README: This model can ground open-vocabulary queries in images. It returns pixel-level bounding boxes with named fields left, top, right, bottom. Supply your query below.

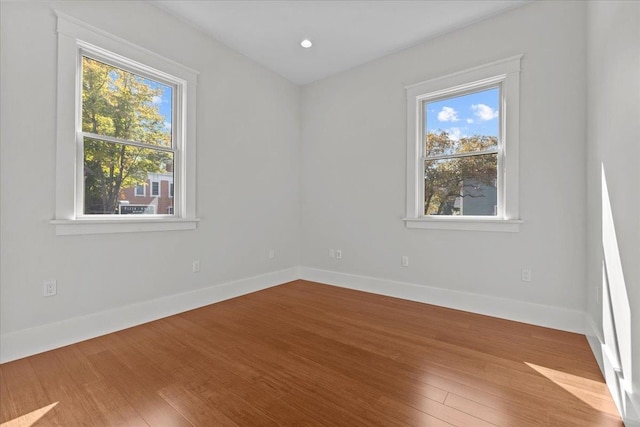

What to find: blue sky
left=146, top=79, right=173, bottom=134
left=425, top=87, right=499, bottom=140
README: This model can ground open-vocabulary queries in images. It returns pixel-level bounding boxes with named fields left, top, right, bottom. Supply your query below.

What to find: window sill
left=50, top=217, right=200, bottom=236
left=403, top=217, right=523, bottom=232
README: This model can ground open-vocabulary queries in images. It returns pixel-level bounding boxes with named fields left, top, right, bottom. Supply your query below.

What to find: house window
left=52, top=13, right=199, bottom=235
left=134, top=184, right=145, bottom=196
left=404, top=55, right=523, bottom=232
left=169, top=183, right=174, bottom=198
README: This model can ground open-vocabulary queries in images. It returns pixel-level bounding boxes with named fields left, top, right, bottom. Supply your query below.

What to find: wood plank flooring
left=0, top=280, right=623, bottom=426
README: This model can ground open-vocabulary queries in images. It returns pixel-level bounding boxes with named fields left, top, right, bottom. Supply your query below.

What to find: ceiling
left=151, top=1, right=530, bottom=85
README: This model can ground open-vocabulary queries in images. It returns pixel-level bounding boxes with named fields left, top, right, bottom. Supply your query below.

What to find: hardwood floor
left=1, top=280, right=623, bottom=426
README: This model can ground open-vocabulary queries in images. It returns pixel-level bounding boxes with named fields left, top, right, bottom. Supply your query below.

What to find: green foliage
left=82, top=57, right=171, bottom=214
left=424, top=131, right=497, bottom=215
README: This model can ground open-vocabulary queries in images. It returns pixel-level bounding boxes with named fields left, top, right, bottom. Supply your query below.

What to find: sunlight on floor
left=0, top=402, right=58, bottom=427
left=525, top=362, right=618, bottom=416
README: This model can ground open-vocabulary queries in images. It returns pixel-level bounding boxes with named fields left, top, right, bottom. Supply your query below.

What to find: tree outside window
left=82, top=56, right=174, bottom=215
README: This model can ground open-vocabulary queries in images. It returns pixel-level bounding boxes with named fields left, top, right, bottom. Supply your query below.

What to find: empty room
left=0, top=0, right=638, bottom=425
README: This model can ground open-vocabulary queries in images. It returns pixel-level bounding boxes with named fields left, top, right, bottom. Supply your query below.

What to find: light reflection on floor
left=525, top=362, right=618, bottom=416
left=0, top=402, right=58, bottom=427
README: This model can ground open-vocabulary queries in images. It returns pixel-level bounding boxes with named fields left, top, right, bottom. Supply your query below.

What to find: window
left=134, top=184, right=145, bottom=196
left=82, top=55, right=172, bottom=215
left=423, top=87, right=499, bottom=217
left=52, top=12, right=199, bottom=235
left=405, top=55, right=523, bottom=232
left=169, top=183, right=174, bottom=198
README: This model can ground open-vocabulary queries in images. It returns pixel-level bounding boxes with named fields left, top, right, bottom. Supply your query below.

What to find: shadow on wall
left=600, top=164, right=637, bottom=422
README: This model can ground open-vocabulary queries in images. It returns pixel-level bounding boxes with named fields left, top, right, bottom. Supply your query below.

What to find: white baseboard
left=585, top=315, right=640, bottom=427
left=0, top=267, right=299, bottom=363
left=299, top=267, right=586, bottom=334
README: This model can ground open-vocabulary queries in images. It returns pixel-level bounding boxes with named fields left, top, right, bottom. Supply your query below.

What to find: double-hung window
left=405, top=55, right=523, bottom=232
left=81, top=54, right=174, bottom=214
left=52, top=13, right=198, bottom=235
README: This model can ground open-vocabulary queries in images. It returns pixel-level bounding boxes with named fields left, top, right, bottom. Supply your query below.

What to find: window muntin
left=80, top=53, right=176, bottom=216
left=422, top=87, right=500, bottom=216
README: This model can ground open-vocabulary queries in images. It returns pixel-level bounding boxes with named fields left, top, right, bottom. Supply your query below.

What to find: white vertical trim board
left=299, top=267, right=586, bottom=334
left=586, top=316, right=640, bottom=426
left=0, top=268, right=299, bottom=363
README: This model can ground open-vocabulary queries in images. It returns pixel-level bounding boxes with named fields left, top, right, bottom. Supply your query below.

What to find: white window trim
left=404, top=55, right=523, bottom=232
left=52, top=12, right=199, bottom=235
left=134, top=184, right=145, bottom=197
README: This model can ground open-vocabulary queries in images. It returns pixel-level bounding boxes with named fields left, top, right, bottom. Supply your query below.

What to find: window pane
left=82, top=56, right=173, bottom=147
left=83, top=138, right=174, bottom=215
left=424, top=154, right=497, bottom=216
left=424, top=87, right=499, bottom=157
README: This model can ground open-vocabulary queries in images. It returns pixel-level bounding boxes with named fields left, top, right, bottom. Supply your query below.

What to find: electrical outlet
left=329, top=248, right=335, bottom=258
left=521, top=268, right=532, bottom=282
left=402, top=256, right=409, bottom=267
left=335, top=249, right=342, bottom=259
left=192, top=260, right=200, bottom=273
left=268, top=249, right=275, bottom=259
left=44, top=280, right=57, bottom=297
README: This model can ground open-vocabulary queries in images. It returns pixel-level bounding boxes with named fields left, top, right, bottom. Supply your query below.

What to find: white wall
left=0, top=1, right=300, bottom=359
left=586, top=1, right=640, bottom=423
left=300, top=1, right=587, bottom=314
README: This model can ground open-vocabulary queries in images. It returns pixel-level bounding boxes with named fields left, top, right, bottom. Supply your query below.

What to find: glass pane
left=82, top=56, right=173, bottom=147
left=424, top=87, right=499, bottom=156
left=83, top=138, right=174, bottom=215
left=424, top=154, right=497, bottom=216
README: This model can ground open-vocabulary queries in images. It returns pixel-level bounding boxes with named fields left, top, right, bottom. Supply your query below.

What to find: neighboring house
left=118, top=172, right=174, bottom=215
left=453, top=180, right=497, bottom=216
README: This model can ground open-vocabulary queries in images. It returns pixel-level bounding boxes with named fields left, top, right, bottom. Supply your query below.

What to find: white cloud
left=152, top=95, right=162, bottom=104
left=447, top=127, right=462, bottom=141
left=164, top=122, right=172, bottom=130
left=472, top=104, right=499, bottom=121
left=437, top=106, right=459, bottom=122
left=466, top=118, right=474, bottom=124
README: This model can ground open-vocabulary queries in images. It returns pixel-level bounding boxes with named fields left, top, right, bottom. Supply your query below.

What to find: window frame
left=404, top=55, right=523, bottom=232
left=52, top=12, right=199, bottom=235
left=151, top=181, right=160, bottom=197
left=79, top=49, right=176, bottom=216
left=134, top=183, right=145, bottom=197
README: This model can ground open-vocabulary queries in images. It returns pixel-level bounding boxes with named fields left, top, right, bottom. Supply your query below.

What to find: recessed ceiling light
left=300, top=39, right=313, bottom=49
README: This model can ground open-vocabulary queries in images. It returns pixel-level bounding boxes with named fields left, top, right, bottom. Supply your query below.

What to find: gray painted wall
left=0, top=1, right=301, bottom=335
left=300, top=0, right=587, bottom=310
left=586, top=1, right=640, bottom=421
